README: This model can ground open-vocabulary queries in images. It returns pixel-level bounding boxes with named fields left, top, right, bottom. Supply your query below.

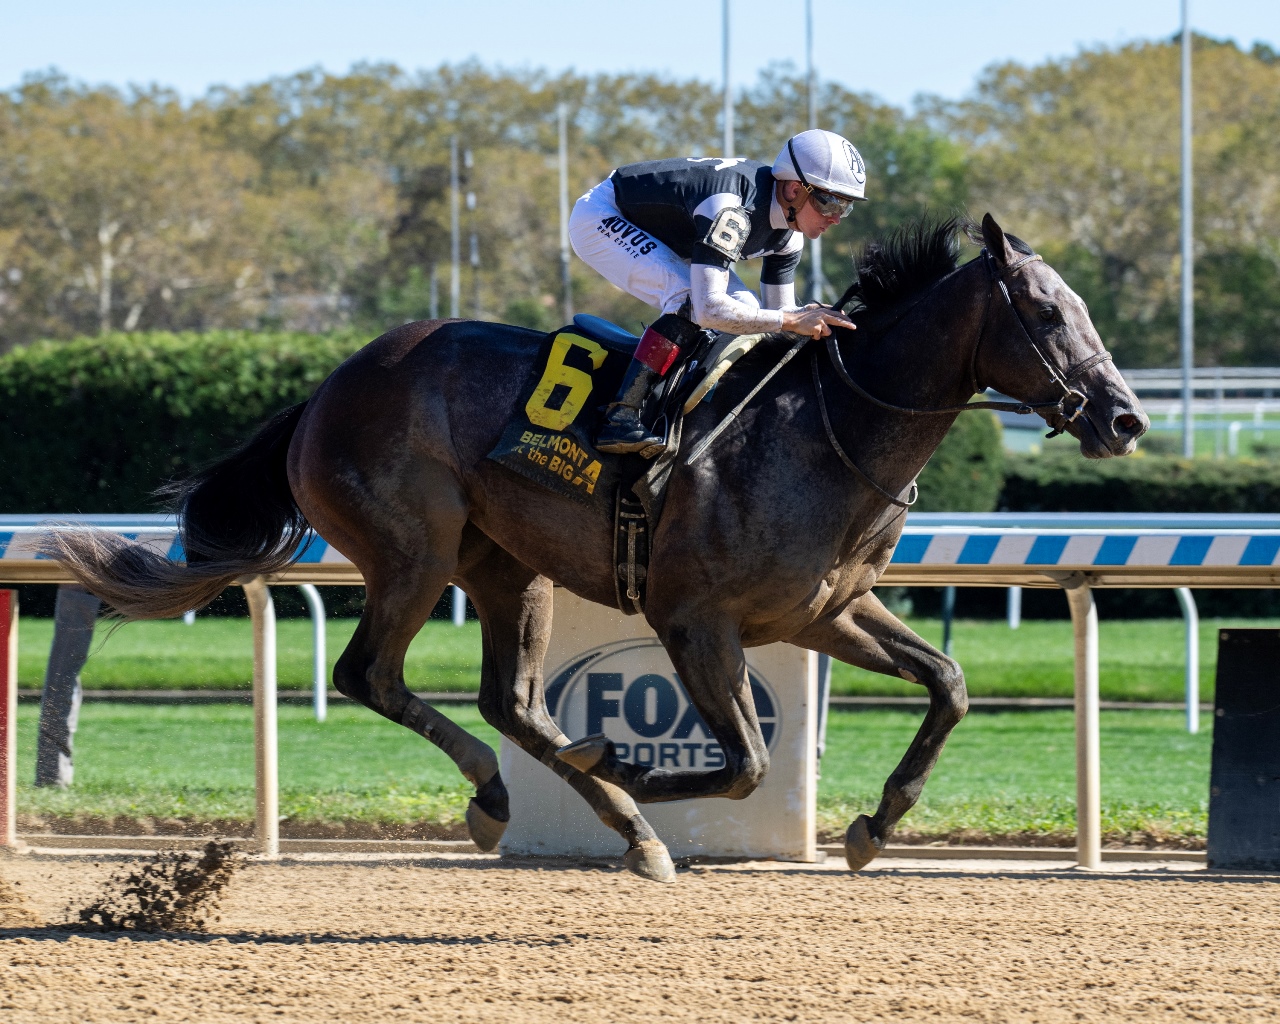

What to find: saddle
left=486, top=315, right=775, bottom=615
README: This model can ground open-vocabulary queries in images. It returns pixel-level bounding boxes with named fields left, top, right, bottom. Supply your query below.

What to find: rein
left=826, top=251, right=1112, bottom=435
left=811, top=352, right=918, bottom=508
left=814, top=248, right=1115, bottom=505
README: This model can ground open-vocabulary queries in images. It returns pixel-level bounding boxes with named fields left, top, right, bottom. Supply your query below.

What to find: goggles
left=803, top=185, right=859, bottom=220
left=787, top=138, right=862, bottom=220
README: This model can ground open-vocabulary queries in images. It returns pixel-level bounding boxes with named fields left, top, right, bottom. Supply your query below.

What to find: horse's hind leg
left=456, top=537, right=675, bottom=884
left=332, top=546, right=509, bottom=852
left=790, top=589, right=968, bottom=872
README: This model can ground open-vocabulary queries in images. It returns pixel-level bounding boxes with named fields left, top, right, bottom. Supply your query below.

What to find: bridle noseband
left=814, top=247, right=1115, bottom=507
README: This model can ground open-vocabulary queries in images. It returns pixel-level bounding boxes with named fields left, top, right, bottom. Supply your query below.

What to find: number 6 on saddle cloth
left=486, top=313, right=759, bottom=614
left=485, top=313, right=732, bottom=512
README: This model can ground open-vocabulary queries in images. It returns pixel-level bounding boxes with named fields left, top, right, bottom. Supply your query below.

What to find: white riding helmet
left=771, top=128, right=868, bottom=201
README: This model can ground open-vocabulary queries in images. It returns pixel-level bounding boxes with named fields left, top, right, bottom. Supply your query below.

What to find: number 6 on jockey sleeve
left=525, top=334, right=609, bottom=431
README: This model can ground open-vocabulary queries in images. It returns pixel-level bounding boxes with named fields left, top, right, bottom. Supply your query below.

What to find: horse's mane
left=839, top=216, right=1035, bottom=315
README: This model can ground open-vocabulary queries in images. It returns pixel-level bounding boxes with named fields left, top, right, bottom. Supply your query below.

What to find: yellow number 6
left=525, top=333, right=608, bottom=431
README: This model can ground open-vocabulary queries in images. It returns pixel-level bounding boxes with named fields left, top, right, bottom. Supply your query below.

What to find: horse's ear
left=981, top=213, right=1016, bottom=266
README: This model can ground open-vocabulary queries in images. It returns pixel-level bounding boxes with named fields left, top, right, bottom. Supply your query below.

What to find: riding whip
left=684, top=334, right=810, bottom=466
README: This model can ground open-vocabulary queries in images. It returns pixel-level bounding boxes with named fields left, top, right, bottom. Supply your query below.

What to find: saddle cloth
left=485, top=317, right=692, bottom=613
left=485, top=321, right=634, bottom=512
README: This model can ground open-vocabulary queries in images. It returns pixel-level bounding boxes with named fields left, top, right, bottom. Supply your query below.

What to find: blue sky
left=4, top=0, right=1278, bottom=108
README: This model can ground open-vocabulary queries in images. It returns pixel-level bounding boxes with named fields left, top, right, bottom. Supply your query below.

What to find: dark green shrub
left=914, top=411, right=1005, bottom=512
left=0, top=331, right=367, bottom=513
left=1000, top=450, right=1280, bottom=512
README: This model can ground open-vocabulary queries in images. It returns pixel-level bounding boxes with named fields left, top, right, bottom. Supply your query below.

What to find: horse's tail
left=44, top=402, right=310, bottom=621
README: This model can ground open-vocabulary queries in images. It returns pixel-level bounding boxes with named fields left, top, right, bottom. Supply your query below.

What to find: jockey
left=569, top=128, right=863, bottom=455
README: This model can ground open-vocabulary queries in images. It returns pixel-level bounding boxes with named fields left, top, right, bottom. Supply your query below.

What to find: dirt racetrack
left=2, top=853, right=1278, bottom=1023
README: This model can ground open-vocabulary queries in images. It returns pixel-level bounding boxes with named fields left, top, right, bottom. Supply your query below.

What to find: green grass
left=816, top=708, right=1209, bottom=843
left=17, top=618, right=483, bottom=691
left=16, top=703, right=499, bottom=831
left=15, top=704, right=1211, bottom=844
left=830, top=616, right=1277, bottom=702
left=18, top=614, right=1275, bottom=702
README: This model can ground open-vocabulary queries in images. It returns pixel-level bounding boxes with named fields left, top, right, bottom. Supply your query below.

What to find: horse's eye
left=1038, top=305, right=1057, bottom=322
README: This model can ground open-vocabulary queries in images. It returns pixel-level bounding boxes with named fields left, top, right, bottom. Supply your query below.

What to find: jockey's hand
left=782, top=304, right=856, bottom=339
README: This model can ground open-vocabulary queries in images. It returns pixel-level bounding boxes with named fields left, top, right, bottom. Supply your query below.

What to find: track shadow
left=781, top=865, right=1280, bottom=884
left=0, top=925, right=747, bottom=947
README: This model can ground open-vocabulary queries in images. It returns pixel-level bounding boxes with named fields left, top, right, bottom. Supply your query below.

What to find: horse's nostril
left=1114, top=413, right=1144, bottom=437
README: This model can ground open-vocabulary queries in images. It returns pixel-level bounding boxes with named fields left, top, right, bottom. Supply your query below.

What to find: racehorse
left=47, top=214, right=1147, bottom=883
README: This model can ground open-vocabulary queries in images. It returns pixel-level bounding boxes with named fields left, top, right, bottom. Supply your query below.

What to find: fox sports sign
left=544, top=638, right=781, bottom=770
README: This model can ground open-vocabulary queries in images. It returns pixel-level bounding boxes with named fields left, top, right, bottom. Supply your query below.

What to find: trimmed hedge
left=915, top=411, right=1005, bottom=512
left=1000, top=450, right=1280, bottom=512
left=10, top=333, right=1274, bottom=519
left=0, top=331, right=366, bottom=513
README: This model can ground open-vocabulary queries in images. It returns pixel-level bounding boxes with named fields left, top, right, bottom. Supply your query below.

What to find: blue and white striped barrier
left=6, top=512, right=1280, bottom=585
left=885, top=513, right=1280, bottom=586
left=0, top=515, right=357, bottom=582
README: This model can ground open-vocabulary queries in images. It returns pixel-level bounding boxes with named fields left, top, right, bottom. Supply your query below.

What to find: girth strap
left=613, top=492, right=649, bottom=615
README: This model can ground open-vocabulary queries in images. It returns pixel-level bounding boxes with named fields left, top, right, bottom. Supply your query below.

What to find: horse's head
left=974, top=214, right=1148, bottom=459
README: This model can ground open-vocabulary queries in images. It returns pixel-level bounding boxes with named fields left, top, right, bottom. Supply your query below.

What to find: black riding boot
left=596, top=360, right=665, bottom=454
left=595, top=313, right=703, bottom=456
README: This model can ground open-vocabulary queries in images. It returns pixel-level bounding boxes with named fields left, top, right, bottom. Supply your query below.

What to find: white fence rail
left=3, top=511, right=1279, bottom=868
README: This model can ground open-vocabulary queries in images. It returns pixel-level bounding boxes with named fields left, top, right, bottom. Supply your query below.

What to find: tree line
left=0, top=35, right=1276, bottom=367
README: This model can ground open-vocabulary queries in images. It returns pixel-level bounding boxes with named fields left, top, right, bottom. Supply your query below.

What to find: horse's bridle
left=813, top=248, right=1115, bottom=508
left=826, top=248, right=1113, bottom=438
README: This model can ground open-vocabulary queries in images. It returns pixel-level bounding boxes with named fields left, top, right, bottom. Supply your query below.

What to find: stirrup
left=597, top=430, right=664, bottom=455
left=596, top=406, right=663, bottom=455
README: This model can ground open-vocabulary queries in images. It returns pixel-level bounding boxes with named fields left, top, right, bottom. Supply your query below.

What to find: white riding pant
left=568, top=177, right=759, bottom=317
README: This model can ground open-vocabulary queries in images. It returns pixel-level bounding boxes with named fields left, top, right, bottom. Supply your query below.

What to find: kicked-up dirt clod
left=70, top=840, right=241, bottom=932
left=0, top=870, right=40, bottom=928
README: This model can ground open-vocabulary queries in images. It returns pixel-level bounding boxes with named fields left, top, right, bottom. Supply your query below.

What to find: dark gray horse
left=47, top=215, right=1147, bottom=883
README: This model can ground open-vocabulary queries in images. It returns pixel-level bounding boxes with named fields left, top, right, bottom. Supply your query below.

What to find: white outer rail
left=3, top=512, right=1279, bottom=865
left=297, top=584, right=327, bottom=723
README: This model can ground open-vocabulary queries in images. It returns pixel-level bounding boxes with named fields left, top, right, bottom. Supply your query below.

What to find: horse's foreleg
left=791, top=589, right=968, bottom=871
left=458, top=542, right=675, bottom=884
left=558, top=614, right=770, bottom=806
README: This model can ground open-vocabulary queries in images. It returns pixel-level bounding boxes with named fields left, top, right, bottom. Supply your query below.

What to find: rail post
left=0, top=590, right=16, bottom=848
left=298, top=584, right=327, bottom=723
left=1175, top=587, right=1200, bottom=734
left=1063, top=578, right=1101, bottom=869
left=243, top=578, right=279, bottom=859
left=1006, top=586, right=1022, bottom=630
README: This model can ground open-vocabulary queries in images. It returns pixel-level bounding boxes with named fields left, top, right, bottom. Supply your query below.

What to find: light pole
left=1180, top=0, right=1195, bottom=458
left=558, top=103, right=574, bottom=321
left=722, top=0, right=733, bottom=158
left=806, top=0, right=826, bottom=303
left=465, top=149, right=479, bottom=318
left=449, top=136, right=461, bottom=320
left=450, top=135, right=467, bottom=624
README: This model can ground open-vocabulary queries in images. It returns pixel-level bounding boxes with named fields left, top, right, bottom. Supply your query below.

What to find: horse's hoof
left=844, top=814, right=884, bottom=872
left=465, top=798, right=508, bottom=852
left=623, top=840, right=676, bottom=885
left=556, top=734, right=610, bottom=773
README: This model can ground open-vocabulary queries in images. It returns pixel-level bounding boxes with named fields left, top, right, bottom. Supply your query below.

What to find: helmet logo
left=843, top=140, right=866, bottom=185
